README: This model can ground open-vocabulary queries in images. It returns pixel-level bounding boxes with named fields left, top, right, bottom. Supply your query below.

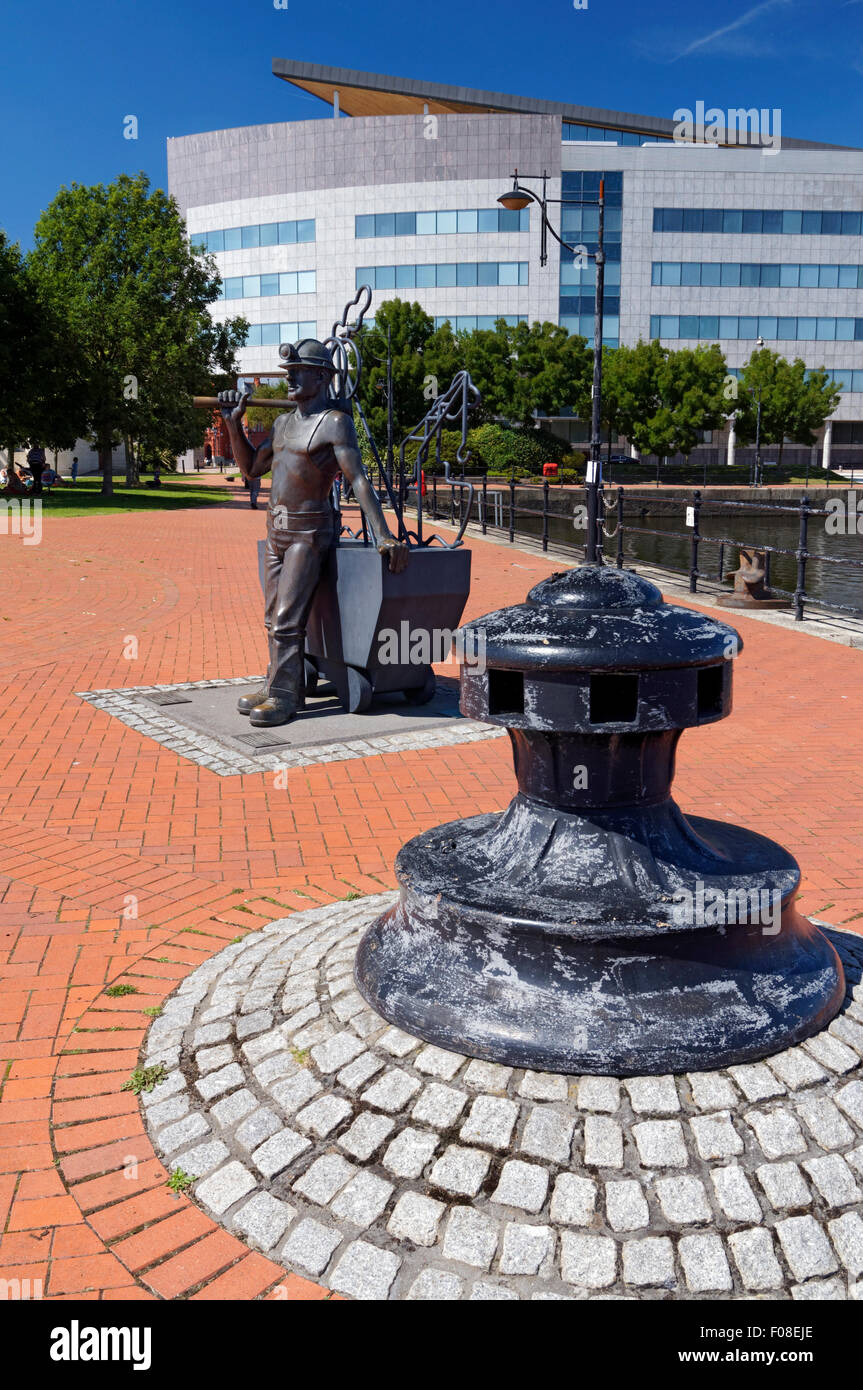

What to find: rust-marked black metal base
left=355, top=805, right=845, bottom=1076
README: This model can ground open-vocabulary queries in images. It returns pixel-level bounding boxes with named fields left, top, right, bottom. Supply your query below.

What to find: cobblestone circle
left=141, top=894, right=863, bottom=1300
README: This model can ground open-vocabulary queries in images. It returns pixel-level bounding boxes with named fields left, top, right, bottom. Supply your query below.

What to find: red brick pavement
left=1, top=480, right=861, bottom=1300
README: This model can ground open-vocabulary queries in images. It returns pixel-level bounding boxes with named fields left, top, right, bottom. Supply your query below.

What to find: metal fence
left=416, top=476, right=863, bottom=623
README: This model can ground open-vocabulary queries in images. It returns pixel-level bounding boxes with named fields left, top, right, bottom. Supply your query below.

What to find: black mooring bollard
left=355, top=565, right=844, bottom=1074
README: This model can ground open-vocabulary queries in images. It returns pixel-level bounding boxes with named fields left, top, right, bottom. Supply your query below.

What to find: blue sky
left=1, top=0, right=861, bottom=249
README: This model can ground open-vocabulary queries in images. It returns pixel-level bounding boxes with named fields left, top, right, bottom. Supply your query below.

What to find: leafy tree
left=607, top=340, right=728, bottom=460
left=445, top=319, right=591, bottom=428
left=734, top=348, right=840, bottom=465
left=0, top=231, right=85, bottom=471
left=28, top=173, right=246, bottom=494
left=355, top=299, right=441, bottom=447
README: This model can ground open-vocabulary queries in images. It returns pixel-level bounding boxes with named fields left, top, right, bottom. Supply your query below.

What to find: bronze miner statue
left=218, top=338, right=408, bottom=727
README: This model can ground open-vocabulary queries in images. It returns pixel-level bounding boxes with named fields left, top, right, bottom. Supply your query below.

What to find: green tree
left=734, top=348, right=840, bottom=466
left=0, top=231, right=85, bottom=472
left=448, top=319, right=591, bottom=427
left=607, top=340, right=728, bottom=460
left=28, top=173, right=246, bottom=495
left=355, top=299, right=441, bottom=448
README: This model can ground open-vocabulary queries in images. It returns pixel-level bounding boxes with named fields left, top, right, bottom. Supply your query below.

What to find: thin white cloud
left=669, top=0, right=795, bottom=62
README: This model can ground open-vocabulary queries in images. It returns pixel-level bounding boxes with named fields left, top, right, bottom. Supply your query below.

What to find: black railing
left=410, top=480, right=863, bottom=624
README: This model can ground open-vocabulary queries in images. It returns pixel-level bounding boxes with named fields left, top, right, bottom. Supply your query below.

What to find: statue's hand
left=218, top=388, right=251, bottom=424
left=378, top=538, right=409, bottom=574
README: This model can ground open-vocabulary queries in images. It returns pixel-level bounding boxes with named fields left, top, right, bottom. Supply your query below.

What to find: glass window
left=797, top=317, right=816, bottom=339
left=457, top=210, right=478, bottom=235
left=650, top=315, right=661, bottom=337
left=699, top=316, right=719, bottom=339
left=723, top=209, right=743, bottom=233
left=395, top=212, right=416, bottom=236
left=816, top=317, right=835, bottom=340
left=297, top=270, right=315, bottom=294
left=701, top=263, right=721, bottom=286
left=296, top=220, right=315, bottom=242
left=415, top=212, right=436, bottom=235
left=760, top=264, right=780, bottom=287
left=603, top=316, right=619, bottom=340
left=581, top=208, right=600, bottom=234
left=660, top=315, right=678, bottom=337
left=519, top=208, right=530, bottom=230
left=839, top=265, right=858, bottom=288
left=224, top=227, right=242, bottom=251
left=758, top=317, right=778, bottom=339
left=779, top=264, right=799, bottom=287
left=436, top=263, right=457, bottom=286
left=356, top=267, right=375, bottom=289
left=456, top=316, right=477, bottom=332
left=741, top=210, right=762, bottom=234
left=651, top=263, right=662, bottom=286
left=660, top=262, right=681, bottom=285
left=738, top=316, right=758, bottom=338
left=205, top=229, right=224, bottom=252
left=702, top=209, right=723, bottom=233
left=821, top=212, right=841, bottom=236
left=277, top=272, right=296, bottom=296
left=436, top=211, right=457, bottom=235
left=519, top=263, right=529, bottom=285
left=741, top=264, right=760, bottom=287
left=224, top=277, right=242, bottom=299
left=719, top=316, right=738, bottom=338
left=818, top=265, right=839, bottom=287
left=355, top=214, right=375, bottom=238
left=801, top=211, right=821, bottom=235
left=260, top=223, right=279, bottom=246
left=245, top=324, right=261, bottom=345
left=478, top=262, right=498, bottom=287
left=299, top=321, right=316, bottom=337
left=777, top=317, right=797, bottom=338
left=261, top=323, right=280, bottom=346
left=762, top=211, right=782, bottom=235
left=835, top=318, right=854, bottom=340
left=855, top=320, right=863, bottom=340
left=605, top=261, right=620, bottom=286
left=720, top=263, right=740, bottom=286
left=799, top=264, right=819, bottom=287
left=652, top=209, right=665, bottom=232
left=241, top=225, right=260, bottom=249
left=260, top=273, right=279, bottom=297
left=681, top=263, right=701, bottom=286
left=395, top=265, right=416, bottom=288
left=242, top=276, right=260, bottom=297
left=782, top=211, right=802, bottom=235
left=278, top=221, right=297, bottom=244
left=842, top=212, right=862, bottom=235
left=604, top=209, right=622, bottom=233
left=415, top=264, right=436, bottom=287
left=682, top=208, right=702, bottom=233
left=498, top=262, right=520, bottom=285
left=376, top=265, right=396, bottom=289
left=455, top=262, right=476, bottom=286
left=477, top=209, right=498, bottom=233
left=375, top=213, right=395, bottom=238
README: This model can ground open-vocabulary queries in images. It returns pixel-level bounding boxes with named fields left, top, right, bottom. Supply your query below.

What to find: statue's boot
left=237, top=636, right=275, bottom=715
left=249, top=642, right=303, bottom=727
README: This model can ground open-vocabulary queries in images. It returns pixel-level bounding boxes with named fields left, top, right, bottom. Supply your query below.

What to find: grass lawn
left=32, top=476, right=236, bottom=517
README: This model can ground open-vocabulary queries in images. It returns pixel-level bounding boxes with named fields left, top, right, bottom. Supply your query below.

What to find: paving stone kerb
left=141, top=895, right=863, bottom=1301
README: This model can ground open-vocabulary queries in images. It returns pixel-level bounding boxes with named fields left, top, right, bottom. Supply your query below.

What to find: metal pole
left=509, top=477, right=516, bottom=543
left=542, top=478, right=549, bottom=552
left=689, top=489, right=701, bottom=594
left=794, top=494, right=809, bottom=622
left=754, top=388, right=762, bottom=489
left=616, top=486, right=624, bottom=569
left=482, top=474, right=488, bottom=535
left=585, top=179, right=605, bottom=565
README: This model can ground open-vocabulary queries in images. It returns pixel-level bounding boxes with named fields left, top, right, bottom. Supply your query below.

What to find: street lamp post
left=497, top=170, right=606, bottom=564
left=749, top=335, right=765, bottom=489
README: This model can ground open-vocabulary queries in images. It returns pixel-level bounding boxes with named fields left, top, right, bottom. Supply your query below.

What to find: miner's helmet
left=278, top=338, right=336, bottom=372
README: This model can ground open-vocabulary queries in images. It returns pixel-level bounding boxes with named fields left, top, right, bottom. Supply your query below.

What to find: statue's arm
left=327, top=413, right=408, bottom=573
left=217, top=390, right=274, bottom=479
